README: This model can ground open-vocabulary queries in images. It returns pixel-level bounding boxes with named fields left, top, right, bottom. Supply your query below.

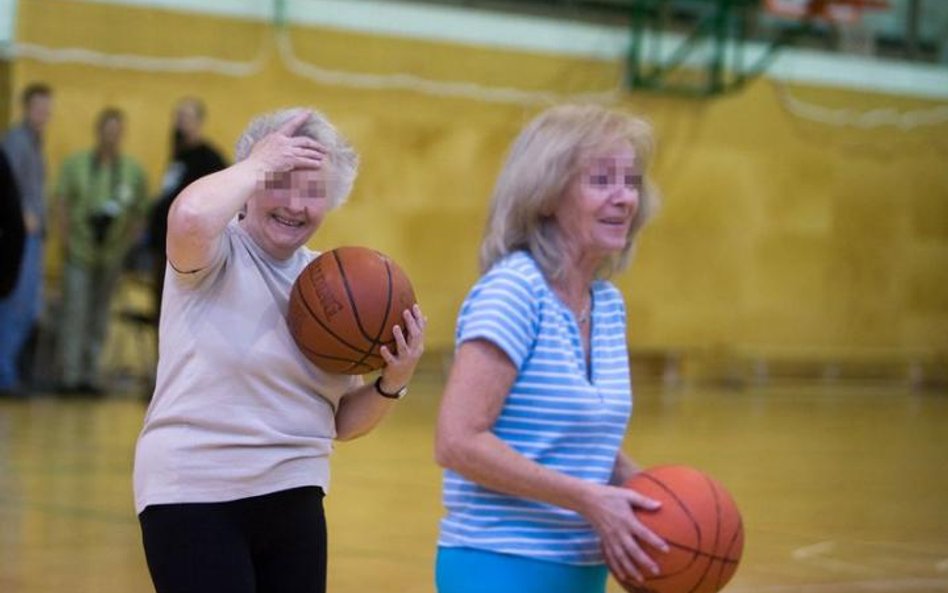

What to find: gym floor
left=1, top=369, right=945, bottom=593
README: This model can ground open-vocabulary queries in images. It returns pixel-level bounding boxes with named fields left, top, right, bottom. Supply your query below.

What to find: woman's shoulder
left=484, top=251, right=545, bottom=287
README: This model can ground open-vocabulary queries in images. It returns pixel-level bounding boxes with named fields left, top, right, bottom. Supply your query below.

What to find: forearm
left=169, top=159, right=260, bottom=238
left=334, top=382, right=396, bottom=441
left=336, top=306, right=426, bottom=441
left=438, top=430, right=596, bottom=516
left=166, top=160, right=262, bottom=271
left=610, top=451, right=641, bottom=486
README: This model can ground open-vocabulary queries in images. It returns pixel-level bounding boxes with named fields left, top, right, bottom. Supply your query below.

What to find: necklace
left=577, top=301, right=590, bottom=324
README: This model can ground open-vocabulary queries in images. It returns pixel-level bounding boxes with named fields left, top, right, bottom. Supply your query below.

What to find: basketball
left=287, top=246, right=416, bottom=375
left=618, top=465, right=744, bottom=593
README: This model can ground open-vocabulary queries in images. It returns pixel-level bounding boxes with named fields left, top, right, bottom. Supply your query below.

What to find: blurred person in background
left=55, top=107, right=148, bottom=395
left=0, top=83, right=52, bottom=396
left=147, top=96, right=227, bottom=319
left=0, top=152, right=25, bottom=300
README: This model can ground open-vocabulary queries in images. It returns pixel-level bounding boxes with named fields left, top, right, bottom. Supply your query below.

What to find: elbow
left=434, top=429, right=466, bottom=471
left=334, top=421, right=368, bottom=443
left=168, top=201, right=199, bottom=234
left=168, top=192, right=214, bottom=240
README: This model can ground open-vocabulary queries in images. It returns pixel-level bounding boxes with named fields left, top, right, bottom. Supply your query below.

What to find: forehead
left=176, top=102, right=201, bottom=118
left=100, top=117, right=123, bottom=131
left=287, top=168, right=327, bottom=183
left=27, top=95, right=51, bottom=109
left=583, top=141, right=636, bottom=168
left=263, top=167, right=331, bottom=189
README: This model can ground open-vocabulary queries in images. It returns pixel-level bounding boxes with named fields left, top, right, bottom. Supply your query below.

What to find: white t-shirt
left=133, top=220, right=359, bottom=514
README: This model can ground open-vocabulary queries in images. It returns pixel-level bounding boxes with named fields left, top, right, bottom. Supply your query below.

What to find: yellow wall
left=13, top=0, right=948, bottom=357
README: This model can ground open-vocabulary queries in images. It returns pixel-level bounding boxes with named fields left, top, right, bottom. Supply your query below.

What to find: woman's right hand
left=247, top=110, right=326, bottom=174
left=581, top=483, right=668, bottom=585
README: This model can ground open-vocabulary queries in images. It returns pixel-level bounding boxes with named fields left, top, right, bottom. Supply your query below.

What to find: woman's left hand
left=377, top=304, right=426, bottom=393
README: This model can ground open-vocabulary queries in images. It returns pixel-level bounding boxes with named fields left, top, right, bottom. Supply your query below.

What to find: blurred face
left=25, top=94, right=52, bottom=133
left=554, top=141, right=641, bottom=264
left=97, top=117, right=124, bottom=153
left=174, top=101, right=203, bottom=143
left=242, top=168, right=332, bottom=260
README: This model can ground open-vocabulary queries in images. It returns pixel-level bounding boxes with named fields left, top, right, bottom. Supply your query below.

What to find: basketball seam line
left=296, top=274, right=376, bottom=370
left=295, top=342, right=376, bottom=371
left=334, top=250, right=387, bottom=346
left=334, top=250, right=394, bottom=371
left=293, top=281, right=371, bottom=373
left=664, top=540, right=740, bottom=564
left=638, top=473, right=705, bottom=579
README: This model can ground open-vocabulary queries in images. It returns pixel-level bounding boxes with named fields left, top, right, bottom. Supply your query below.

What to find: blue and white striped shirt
left=438, top=251, right=633, bottom=566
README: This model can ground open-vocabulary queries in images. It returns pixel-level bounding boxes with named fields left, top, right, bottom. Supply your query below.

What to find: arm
left=54, top=162, right=72, bottom=248
left=610, top=451, right=642, bottom=486
left=335, top=304, right=427, bottom=441
left=123, top=166, right=150, bottom=247
left=2, top=135, right=38, bottom=234
left=435, top=340, right=667, bottom=584
left=166, top=111, right=324, bottom=273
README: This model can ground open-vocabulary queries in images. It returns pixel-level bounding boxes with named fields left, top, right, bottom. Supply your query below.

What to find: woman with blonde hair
left=435, top=104, right=666, bottom=593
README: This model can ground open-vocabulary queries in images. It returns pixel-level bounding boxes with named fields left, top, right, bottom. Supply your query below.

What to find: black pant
left=139, top=487, right=327, bottom=593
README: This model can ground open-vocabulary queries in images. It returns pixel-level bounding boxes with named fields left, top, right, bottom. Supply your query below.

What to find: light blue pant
left=435, top=547, right=608, bottom=593
left=0, top=234, right=43, bottom=390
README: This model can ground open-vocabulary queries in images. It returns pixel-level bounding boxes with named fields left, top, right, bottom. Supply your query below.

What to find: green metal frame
left=627, top=0, right=811, bottom=96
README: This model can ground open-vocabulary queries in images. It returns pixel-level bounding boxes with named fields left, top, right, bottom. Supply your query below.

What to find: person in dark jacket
left=147, top=97, right=227, bottom=318
left=0, top=151, right=25, bottom=300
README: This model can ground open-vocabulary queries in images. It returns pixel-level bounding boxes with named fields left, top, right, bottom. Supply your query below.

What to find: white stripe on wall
left=37, top=0, right=948, bottom=99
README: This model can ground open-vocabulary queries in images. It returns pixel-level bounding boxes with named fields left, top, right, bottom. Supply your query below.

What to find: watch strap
left=374, top=376, right=407, bottom=399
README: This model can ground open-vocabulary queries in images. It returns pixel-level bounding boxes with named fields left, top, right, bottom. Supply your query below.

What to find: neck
left=97, top=147, right=118, bottom=161
left=556, top=247, right=599, bottom=296
left=182, top=133, right=201, bottom=149
left=550, top=252, right=597, bottom=323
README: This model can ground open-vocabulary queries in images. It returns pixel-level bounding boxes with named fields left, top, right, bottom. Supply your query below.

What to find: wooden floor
left=1, top=372, right=946, bottom=593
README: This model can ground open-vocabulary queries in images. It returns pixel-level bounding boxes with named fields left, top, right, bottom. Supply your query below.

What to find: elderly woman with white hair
left=434, top=104, right=667, bottom=593
left=134, top=108, right=426, bottom=593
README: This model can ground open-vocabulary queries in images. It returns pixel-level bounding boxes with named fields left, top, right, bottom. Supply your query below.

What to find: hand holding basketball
left=377, top=304, right=426, bottom=392
left=615, top=465, right=744, bottom=593
left=288, top=246, right=420, bottom=375
left=582, top=483, right=668, bottom=585
left=248, top=110, right=326, bottom=173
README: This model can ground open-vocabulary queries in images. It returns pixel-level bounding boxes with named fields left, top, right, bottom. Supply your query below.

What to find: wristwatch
left=374, top=376, right=408, bottom=400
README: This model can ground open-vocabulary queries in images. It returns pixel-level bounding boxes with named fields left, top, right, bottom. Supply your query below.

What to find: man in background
left=56, top=107, right=148, bottom=395
left=0, top=83, right=53, bottom=396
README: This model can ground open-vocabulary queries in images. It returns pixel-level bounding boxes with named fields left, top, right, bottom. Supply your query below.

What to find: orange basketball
left=618, top=465, right=744, bottom=593
left=287, top=246, right=416, bottom=375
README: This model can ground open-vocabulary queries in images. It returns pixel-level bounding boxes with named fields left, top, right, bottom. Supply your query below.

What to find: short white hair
left=235, top=107, right=359, bottom=208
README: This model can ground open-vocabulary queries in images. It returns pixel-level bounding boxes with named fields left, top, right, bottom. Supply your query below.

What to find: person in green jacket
left=56, top=107, right=148, bottom=395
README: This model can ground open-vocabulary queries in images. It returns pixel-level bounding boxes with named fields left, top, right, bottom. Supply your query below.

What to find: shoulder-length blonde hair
left=234, top=107, right=359, bottom=209
left=480, top=104, right=658, bottom=280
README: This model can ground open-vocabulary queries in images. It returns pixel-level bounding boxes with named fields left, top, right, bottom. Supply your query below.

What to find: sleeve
left=1, top=133, right=24, bottom=179
left=166, top=222, right=231, bottom=290
left=456, top=265, right=539, bottom=370
left=55, top=158, right=74, bottom=204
